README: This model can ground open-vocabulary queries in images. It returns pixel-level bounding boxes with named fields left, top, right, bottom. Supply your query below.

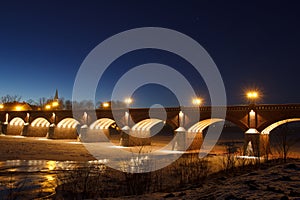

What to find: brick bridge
left=1, top=104, right=300, bottom=156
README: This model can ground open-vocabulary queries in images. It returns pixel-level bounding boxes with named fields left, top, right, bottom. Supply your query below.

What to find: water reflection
left=0, top=159, right=108, bottom=199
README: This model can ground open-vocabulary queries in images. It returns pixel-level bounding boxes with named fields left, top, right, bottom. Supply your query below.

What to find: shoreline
left=0, top=134, right=299, bottom=162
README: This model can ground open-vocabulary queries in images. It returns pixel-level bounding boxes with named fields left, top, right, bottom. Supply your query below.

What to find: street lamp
left=246, top=91, right=259, bottom=104
left=247, top=91, right=258, bottom=99
left=192, top=98, right=202, bottom=106
left=124, top=98, right=133, bottom=106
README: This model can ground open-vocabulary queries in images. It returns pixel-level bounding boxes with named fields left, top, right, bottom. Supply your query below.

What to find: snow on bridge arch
left=9, top=117, right=25, bottom=126
left=188, top=118, right=225, bottom=133
left=130, top=118, right=165, bottom=138
left=7, top=117, right=25, bottom=135
left=261, top=118, right=300, bottom=134
left=89, top=118, right=115, bottom=129
left=57, top=118, right=80, bottom=129
left=132, top=118, right=165, bottom=131
left=31, top=117, right=50, bottom=127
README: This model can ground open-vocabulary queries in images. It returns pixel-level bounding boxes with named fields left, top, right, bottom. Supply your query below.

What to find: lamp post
left=244, top=90, right=262, bottom=157
left=246, top=90, right=259, bottom=125
left=120, top=98, right=133, bottom=146
left=124, top=98, right=133, bottom=126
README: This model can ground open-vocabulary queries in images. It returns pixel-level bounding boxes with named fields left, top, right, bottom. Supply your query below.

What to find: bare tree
left=0, top=94, right=22, bottom=103
left=26, top=99, right=37, bottom=106
left=38, top=97, right=47, bottom=108
left=72, top=100, right=95, bottom=110
left=272, top=123, right=300, bottom=162
left=64, top=100, right=72, bottom=110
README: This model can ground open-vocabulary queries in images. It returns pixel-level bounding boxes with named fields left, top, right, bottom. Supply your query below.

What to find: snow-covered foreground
left=104, top=160, right=300, bottom=200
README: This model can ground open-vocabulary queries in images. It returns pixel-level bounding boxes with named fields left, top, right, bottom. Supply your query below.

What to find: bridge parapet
left=255, top=104, right=300, bottom=111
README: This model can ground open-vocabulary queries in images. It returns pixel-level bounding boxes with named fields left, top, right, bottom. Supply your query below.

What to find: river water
left=0, top=160, right=107, bottom=199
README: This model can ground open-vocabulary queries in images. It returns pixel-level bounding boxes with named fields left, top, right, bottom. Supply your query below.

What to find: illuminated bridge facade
left=1, top=104, right=300, bottom=156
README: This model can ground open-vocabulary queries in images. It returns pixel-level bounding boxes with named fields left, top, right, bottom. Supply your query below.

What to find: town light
left=45, top=104, right=51, bottom=110
left=15, top=105, right=23, bottom=111
left=102, top=102, right=110, bottom=108
left=0, top=104, right=4, bottom=109
left=52, top=101, right=59, bottom=107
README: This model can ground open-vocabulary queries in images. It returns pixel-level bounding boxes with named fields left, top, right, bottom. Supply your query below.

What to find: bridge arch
left=57, top=118, right=80, bottom=129
left=130, top=118, right=171, bottom=138
left=7, top=117, right=25, bottom=135
left=186, top=118, right=244, bottom=150
left=53, top=118, right=80, bottom=139
left=31, top=117, right=50, bottom=127
left=26, top=117, right=51, bottom=137
left=79, top=118, right=118, bottom=142
left=9, top=117, right=25, bottom=126
left=90, top=118, right=115, bottom=129
left=132, top=118, right=164, bottom=132
left=188, top=118, right=225, bottom=133
left=261, top=118, right=300, bottom=134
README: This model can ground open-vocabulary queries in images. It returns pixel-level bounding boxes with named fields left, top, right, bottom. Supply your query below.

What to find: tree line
left=0, top=94, right=127, bottom=110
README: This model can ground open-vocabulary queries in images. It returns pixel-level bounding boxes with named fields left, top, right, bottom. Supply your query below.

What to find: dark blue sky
left=0, top=0, right=300, bottom=106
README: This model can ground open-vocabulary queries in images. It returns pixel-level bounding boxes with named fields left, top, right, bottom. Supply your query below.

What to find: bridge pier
left=119, top=126, right=151, bottom=146
left=78, top=125, right=110, bottom=142
left=244, top=129, right=270, bottom=157
left=1, top=123, right=7, bottom=134
left=46, top=124, right=55, bottom=139
left=78, top=125, right=88, bottom=142
left=173, top=127, right=203, bottom=151
left=173, top=127, right=186, bottom=151
left=21, top=123, right=29, bottom=136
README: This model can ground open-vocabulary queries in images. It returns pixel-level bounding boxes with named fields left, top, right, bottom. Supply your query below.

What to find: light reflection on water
left=0, top=159, right=108, bottom=199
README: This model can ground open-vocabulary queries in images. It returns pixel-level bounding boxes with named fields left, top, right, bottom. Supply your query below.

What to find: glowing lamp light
left=249, top=109, right=255, bottom=116
left=179, top=111, right=184, bottom=118
left=124, top=98, right=133, bottom=105
left=102, top=102, right=109, bottom=108
left=52, top=101, right=59, bottom=107
left=0, top=104, right=4, bottom=109
left=45, top=104, right=51, bottom=110
left=15, top=105, right=23, bottom=111
left=192, top=98, right=202, bottom=106
left=247, top=91, right=259, bottom=99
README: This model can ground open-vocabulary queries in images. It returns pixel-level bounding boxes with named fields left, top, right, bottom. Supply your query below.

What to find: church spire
left=54, top=89, right=59, bottom=100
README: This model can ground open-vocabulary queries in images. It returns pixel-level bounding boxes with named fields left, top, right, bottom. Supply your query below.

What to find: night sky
left=0, top=1, right=300, bottom=107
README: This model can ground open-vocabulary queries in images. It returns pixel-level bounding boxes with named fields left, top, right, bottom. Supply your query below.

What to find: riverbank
left=103, top=159, right=300, bottom=200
